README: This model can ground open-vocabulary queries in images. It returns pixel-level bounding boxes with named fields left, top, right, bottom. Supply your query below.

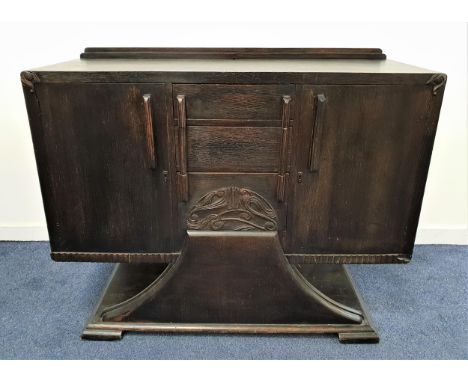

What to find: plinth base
left=82, top=232, right=378, bottom=343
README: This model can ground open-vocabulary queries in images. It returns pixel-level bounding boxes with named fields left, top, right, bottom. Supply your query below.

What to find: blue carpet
left=0, top=242, right=466, bottom=359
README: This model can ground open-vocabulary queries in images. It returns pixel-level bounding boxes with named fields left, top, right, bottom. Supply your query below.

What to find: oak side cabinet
left=21, top=48, right=446, bottom=342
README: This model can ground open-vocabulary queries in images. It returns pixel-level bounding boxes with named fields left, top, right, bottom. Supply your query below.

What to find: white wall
left=0, top=22, right=466, bottom=243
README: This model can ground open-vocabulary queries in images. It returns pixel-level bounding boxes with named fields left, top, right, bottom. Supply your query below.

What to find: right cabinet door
left=288, top=84, right=442, bottom=255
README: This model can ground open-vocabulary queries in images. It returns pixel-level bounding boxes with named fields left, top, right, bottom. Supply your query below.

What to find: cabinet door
left=287, top=84, right=442, bottom=254
left=34, top=83, right=175, bottom=252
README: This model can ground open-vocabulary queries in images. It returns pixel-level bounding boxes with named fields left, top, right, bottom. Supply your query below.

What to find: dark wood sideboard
left=21, top=48, right=446, bottom=342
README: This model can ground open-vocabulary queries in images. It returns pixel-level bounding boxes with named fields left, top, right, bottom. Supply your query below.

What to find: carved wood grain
left=20, top=71, right=40, bottom=93
left=51, top=251, right=180, bottom=263
left=51, top=251, right=410, bottom=264
left=425, top=73, right=447, bottom=95
left=187, top=186, right=279, bottom=231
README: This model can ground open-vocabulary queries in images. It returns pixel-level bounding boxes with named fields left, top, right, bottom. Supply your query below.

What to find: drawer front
left=187, top=126, right=282, bottom=172
left=173, top=84, right=294, bottom=121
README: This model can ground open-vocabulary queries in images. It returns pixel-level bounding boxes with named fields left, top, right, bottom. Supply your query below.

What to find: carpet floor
left=0, top=242, right=466, bottom=359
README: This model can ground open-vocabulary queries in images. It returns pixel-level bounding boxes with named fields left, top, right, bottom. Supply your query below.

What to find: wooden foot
left=338, top=331, right=380, bottom=343
left=81, top=328, right=123, bottom=341
left=83, top=231, right=378, bottom=343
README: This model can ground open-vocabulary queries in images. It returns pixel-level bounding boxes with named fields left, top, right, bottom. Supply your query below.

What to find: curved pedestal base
left=82, top=232, right=378, bottom=343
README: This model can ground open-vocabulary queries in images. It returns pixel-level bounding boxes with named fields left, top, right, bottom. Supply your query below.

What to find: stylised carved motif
left=426, top=73, right=447, bottom=95
left=20, top=71, right=40, bottom=93
left=187, top=187, right=278, bottom=231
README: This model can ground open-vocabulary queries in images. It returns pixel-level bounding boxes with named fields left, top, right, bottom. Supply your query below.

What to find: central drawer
left=173, top=84, right=294, bottom=173
left=172, top=84, right=295, bottom=231
left=173, top=84, right=294, bottom=120
left=186, top=126, right=282, bottom=172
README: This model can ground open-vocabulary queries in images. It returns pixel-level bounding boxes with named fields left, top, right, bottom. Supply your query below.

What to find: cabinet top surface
left=31, top=58, right=437, bottom=74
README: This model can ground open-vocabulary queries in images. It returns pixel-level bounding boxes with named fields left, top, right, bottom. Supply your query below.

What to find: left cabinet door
left=30, top=83, right=175, bottom=253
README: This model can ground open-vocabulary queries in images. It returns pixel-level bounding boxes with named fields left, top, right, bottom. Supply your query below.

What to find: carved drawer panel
left=187, top=173, right=286, bottom=230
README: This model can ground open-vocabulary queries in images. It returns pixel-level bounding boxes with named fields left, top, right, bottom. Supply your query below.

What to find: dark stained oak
left=82, top=232, right=378, bottom=343
left=173, top=84, right=295, bottom=120
left=185, top=173, right=288, bottom=232
left=286, top=84, right=445, bottom=255
left=80, top=47, right=386, bottom=60
left=30, top=82, right=176, bottom=252
left=21, top=48, right=446, bottom=342
left=186, top=126, right=283, bottom=172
